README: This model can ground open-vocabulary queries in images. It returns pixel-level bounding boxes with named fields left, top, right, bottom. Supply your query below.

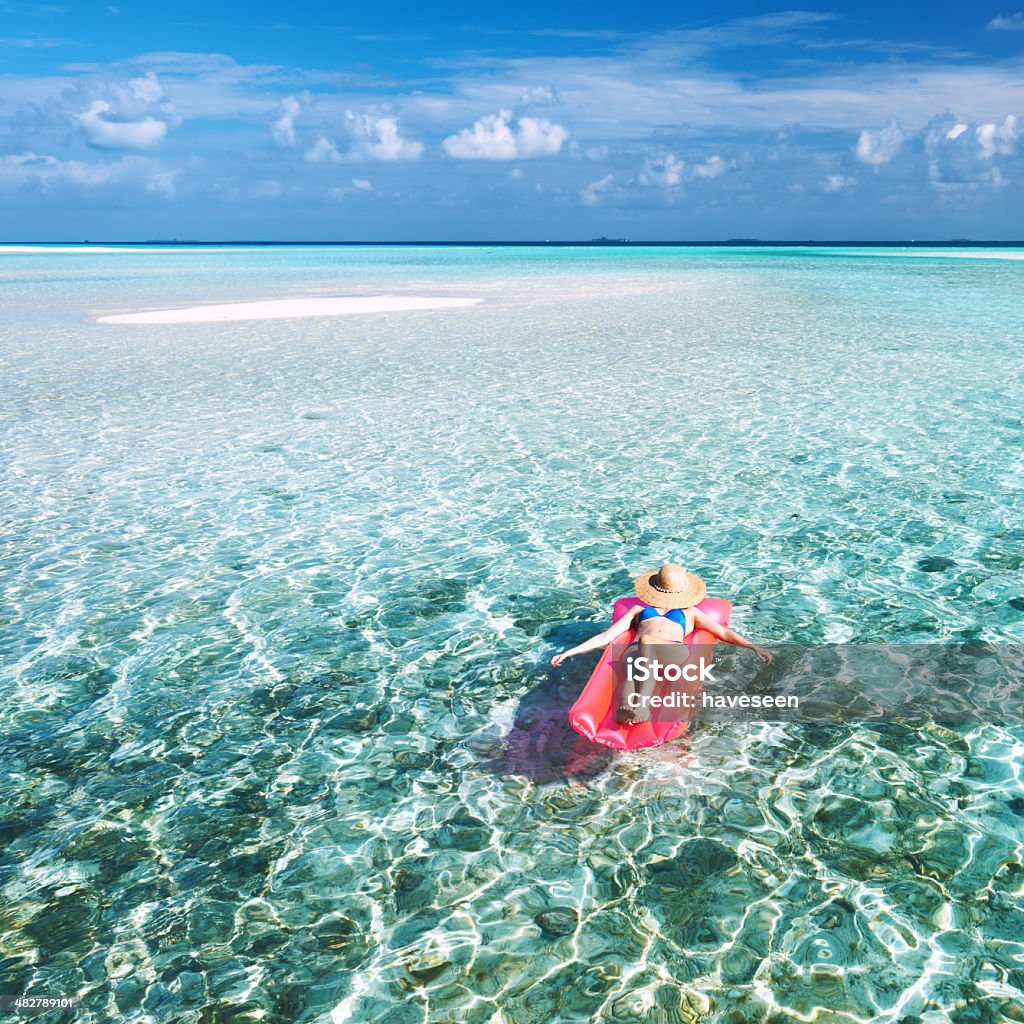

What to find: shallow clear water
left=2, top=245, right=1024, bottom=1023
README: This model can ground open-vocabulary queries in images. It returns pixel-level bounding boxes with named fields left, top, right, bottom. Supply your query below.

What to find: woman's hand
left=551, top=651, right=570, bottom=667
left=754, top=646, right=772, bottom=665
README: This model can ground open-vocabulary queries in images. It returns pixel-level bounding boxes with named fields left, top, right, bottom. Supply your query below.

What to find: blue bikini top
left=637, top=606, right=689, bottom=629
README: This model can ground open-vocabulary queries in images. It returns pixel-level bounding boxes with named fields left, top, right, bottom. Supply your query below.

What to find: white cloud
left=129, top=72, right=163, bottom=105
left=304, top=115, right=422, bottom=163
left=304, top=136, right=342, bottom=163
left=442, top=109, right=568, bottom=160
left=822, top=173, right=855, bottom=192
left=855, top=121, right=906, bottom=165
left=924, top=113, right=990, bottom=188
left=692, top=154, right=728, bottom=178
left=976, top=114, right=1019, bottom=157
left=77, top=100, right=167, bottom=150
left=0, top=150, right=173, bottom=194
left=73, top=72, right=177, bottom=151
left=519, top=86, right=556, bottom=105
left=515, top=116, right=568, bottom=156
left=638, top=153, right=683, bottom=187
left=442, top=112, right=516, bottom=159
left=392, top=26, right=1024, bottom=150
left=325, top=178, right=373, bottom=200
left=986, top=12, right=1024, bottom=29
left=344, top=112, right=423, bottom=161
left=508, top=167, right=524, bottom=180
left=272, top=95, right=301, bottom=149
left=580, top=172, right=614, bottom=205
left=581, top=151, right=727, bottom=206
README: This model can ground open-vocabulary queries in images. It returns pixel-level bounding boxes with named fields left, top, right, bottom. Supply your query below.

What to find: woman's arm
left=550, top=607, right=640, bottom=667
left=691, top=609, right=772, bottom=664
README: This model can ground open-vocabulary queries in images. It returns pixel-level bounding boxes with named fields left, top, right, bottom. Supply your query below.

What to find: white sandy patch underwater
left=0, top=245, right=234, bottom=254
left=96, top=294, right=485, bottom=324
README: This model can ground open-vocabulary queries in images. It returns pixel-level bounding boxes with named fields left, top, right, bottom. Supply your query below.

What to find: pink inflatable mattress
left=568, top=596, right=732, bottom=750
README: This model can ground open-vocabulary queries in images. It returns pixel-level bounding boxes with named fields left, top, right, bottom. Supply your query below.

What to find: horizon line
left=5, top=239, right=1024, bottom=247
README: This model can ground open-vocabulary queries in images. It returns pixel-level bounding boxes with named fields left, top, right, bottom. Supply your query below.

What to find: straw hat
left=634, top=563, right=706, bottom=609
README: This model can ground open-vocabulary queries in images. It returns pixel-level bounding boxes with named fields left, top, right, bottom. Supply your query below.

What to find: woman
left=550, top=563, right=772, bottom=724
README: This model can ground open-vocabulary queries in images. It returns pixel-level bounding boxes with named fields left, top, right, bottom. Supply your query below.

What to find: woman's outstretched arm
left=691, top=609, right=772, bottom=664
left=550, top=607, right=640, bottom=666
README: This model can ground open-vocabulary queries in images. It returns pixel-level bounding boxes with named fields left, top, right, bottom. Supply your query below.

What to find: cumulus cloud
left=855, top=121, right=906, bottom=165
left=822, top=173, right=855, bottom=192
left=442, top=109, right=568, bottom=160
left=75, top=72, right=176, bottom=151
left=352, top=178, right=372, bottom=189
left=304, top=136, right=341, bottom=163
left=442, top=113, right=517, bottom=159
left=1, top=151, right=106, bottom=187
left=303, top=115, right=422, bottom=163
left=986, top=12, right=1024, bottom=29
left=0, top=150, right=173, bottom=193
left=580, top=172, right=614, bottom=205
left=129, top=72, right=163, bottom=105
left=692, top=154, right=729, bottom=178
left=272, top=95, right=301, bottom=149
left=638, top=153, right=683, bottom=187
left=77, top=100, right=167, bottom=150
left=581, top=151, right=719, bottom=206
left=516, top=116, right=569, bottom=157
left=519, top=86, right=556, bottom=105
left=976, top=114, right=1019, bottom=157
left=923, top=113, right=988, bottom=189
left=344, top=112, right=422, bottom=161
left=74, top=72, right=180, bottom=151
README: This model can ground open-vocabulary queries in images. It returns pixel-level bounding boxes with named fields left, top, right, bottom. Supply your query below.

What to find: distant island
left=588, top=236, right=631, bottom=244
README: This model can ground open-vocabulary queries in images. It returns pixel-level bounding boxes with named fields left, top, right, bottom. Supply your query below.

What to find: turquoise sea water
left=2, top=245, right=1024, bottom=1023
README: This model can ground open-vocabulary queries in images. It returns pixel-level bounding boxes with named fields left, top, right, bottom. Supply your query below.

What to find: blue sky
left=2, top=1, right=1024, bottom=240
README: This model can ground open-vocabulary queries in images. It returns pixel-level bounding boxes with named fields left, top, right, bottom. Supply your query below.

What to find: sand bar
left=97, top=295, right=485, bottom=325
left=1, top=245, right=204, bottom=254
